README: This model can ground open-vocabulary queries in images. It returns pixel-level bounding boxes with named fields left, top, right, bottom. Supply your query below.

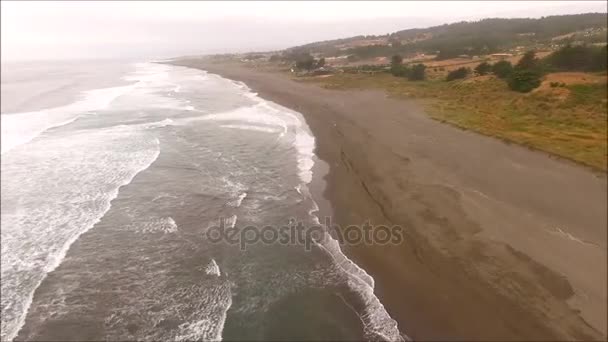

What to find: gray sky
left=1, top=1, right=606, bottom=61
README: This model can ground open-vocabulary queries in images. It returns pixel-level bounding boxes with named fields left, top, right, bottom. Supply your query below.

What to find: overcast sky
left=1, top=1, right=606, bottom=61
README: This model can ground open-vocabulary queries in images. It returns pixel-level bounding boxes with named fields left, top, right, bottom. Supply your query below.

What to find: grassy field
left=298, top=72, right=607, bottom=171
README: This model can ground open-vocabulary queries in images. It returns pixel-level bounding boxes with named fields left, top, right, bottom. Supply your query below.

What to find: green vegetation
left=288, top=13, right=607, bottom=60
left=446, top=67, right=471, bottom=81
left=299, top=72, right=607, bottom=170
left=544, top=44, right=607, bottom=71
left=408, top=64, right=427, bottom=81
left=492, top=60, right=514, bottom=78
left=508, top=69, right=543, bottom=92
left=295, top=53, right=316, bottom=71
left=273, top=13, right=608, bottom=170
left=390, top=55, right=426, bottom=80
left=507, top=51, right=543, bottom=92
left=390, top=54, right=404, bottom=76
left=474, top=62, right=492, bottom=75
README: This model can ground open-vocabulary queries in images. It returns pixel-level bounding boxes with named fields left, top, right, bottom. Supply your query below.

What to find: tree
left=391, top=54, right=403, bottom=65
left=591, top=46, right=607, bottom=71
left=474, top=61, right=492, bottom=75
left=545, top=44, right=608, bottom=71
left=408, top=64, right=426, bottom=81
left=317, top=57, right=326, bottom=68
left=295, top=53, right=316, bottom=71
left=507, top=50, right=543, bottom=92
left=508, top=69, right=542, bottom=92
left=269, top=54, right=281, bottom=62
left=446, top=67, right=471, bottom=81
left=491, top=60, right=513, bottom=78
left=390, top=54, right=404, bottom=76
left=515, top=50, right=539, bottom=70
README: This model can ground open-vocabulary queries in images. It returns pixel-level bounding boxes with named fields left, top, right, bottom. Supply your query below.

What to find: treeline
left=391, top=44, right=607, bottom=93
left=287, top=13, right=607, bottom=60
left=545, top=44, right=607, bottom=71
left=390, top=55, right=427, bottom=80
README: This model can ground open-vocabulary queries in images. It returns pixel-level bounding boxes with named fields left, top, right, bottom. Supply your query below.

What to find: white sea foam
left=145, top=118, right=174, bottom=129
left=225, top=215, right=237, bottom=229
left=197, top=104, right=289, bottom=135
left=220, top=124, right=280, bottom=133
left=133, top=216, right=178, bottom=234
left=272, top=99, right=403, bottom=339
left=173, top=259, right=231, bottom=342
left=205, top=259, right=221, bottom=277
left=228, top=192, right=247, bottom=207
left=0, top=130, right=160, bottom=341
left=173, top=287, right=232, bottom=342
left=198, top=70, right=403, bottom=339
left=0, top=61, right=192, bottom=341
left=1, top=84, right=135, bottom=154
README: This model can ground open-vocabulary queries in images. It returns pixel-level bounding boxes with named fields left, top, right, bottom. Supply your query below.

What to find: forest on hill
left=287, top=13, right=607, bottom=60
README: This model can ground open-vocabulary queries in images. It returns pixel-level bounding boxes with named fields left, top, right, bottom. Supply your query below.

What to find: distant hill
left=286, top=13, right=607, bottom=60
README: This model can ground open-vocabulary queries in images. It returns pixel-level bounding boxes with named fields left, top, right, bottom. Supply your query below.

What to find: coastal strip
left=169, top=60, right=607, bottom=341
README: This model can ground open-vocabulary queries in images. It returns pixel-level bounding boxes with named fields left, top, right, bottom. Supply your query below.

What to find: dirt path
left=173, top=61, right=607, bottom=341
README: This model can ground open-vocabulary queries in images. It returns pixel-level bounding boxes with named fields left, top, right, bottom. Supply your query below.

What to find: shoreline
left=170, top=60, right=607, bottom=340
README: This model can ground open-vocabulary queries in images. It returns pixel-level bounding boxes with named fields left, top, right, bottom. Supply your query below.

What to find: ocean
left=0, top=60, right=403, bottom=341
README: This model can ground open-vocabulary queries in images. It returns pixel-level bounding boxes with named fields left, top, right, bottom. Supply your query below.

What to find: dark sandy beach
left=170, top=59, right=607, bottom=341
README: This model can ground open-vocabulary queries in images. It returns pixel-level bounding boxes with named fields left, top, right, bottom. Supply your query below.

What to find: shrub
left=408, top=64, right=427, bottom=81
left=545, top=44, right=607, bottom=72
left=550, top=82, right=559, bottom=88
left=295, top=53, right=316, bottom=71
left=475, top=62, right=492, bottom=75
left=390, top=54, right=403, bottom=76
left=446, top=67, right=471, bottom=81
left=516, top=50, right=540, bottom=70
left=492, top=60, right=513, bottom=78
left=508, top=69, right=542, bottom=92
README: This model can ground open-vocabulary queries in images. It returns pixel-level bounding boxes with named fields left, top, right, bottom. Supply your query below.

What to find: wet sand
left=171, top=60, right=607, bottom=341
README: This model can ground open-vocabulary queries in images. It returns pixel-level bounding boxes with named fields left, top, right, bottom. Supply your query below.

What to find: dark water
left=1, top=61, right=403, bottom=341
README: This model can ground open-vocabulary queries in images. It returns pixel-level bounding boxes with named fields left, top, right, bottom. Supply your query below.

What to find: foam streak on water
left=1, top=62, right=405, bottom=341
left=232, top=82, right=404, bottom=340
left=0, top=84, right=135, bottom=154
left=0, top=63, right=180, bottom=341
left=0, top=133, right=160, bottom=341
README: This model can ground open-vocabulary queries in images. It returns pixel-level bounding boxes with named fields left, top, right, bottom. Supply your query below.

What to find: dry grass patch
left=301, top=72, right=607, bottom=170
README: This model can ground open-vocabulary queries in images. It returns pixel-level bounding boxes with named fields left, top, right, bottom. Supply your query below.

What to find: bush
left=408, top=64, right=427, bottom=81
left=295, top=53, right=316, bottom=71
left=390, top=54, right=403, bottom=76
left=492, top=60, right=513, bottom=78
left=516, top=50, right=540, bottom=70
left=545, top=44, right=608, bottom=71
left=317, top=57, right=326, bottom=68
left=475, top=61, right=492, bottom=75
left=550, top=82, right=559, bottom=87
left=391, top=65, right=408, bottom=77
left=446, top=67, right=471, bottom=81
left=508, top=69, right=542, bottom=92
